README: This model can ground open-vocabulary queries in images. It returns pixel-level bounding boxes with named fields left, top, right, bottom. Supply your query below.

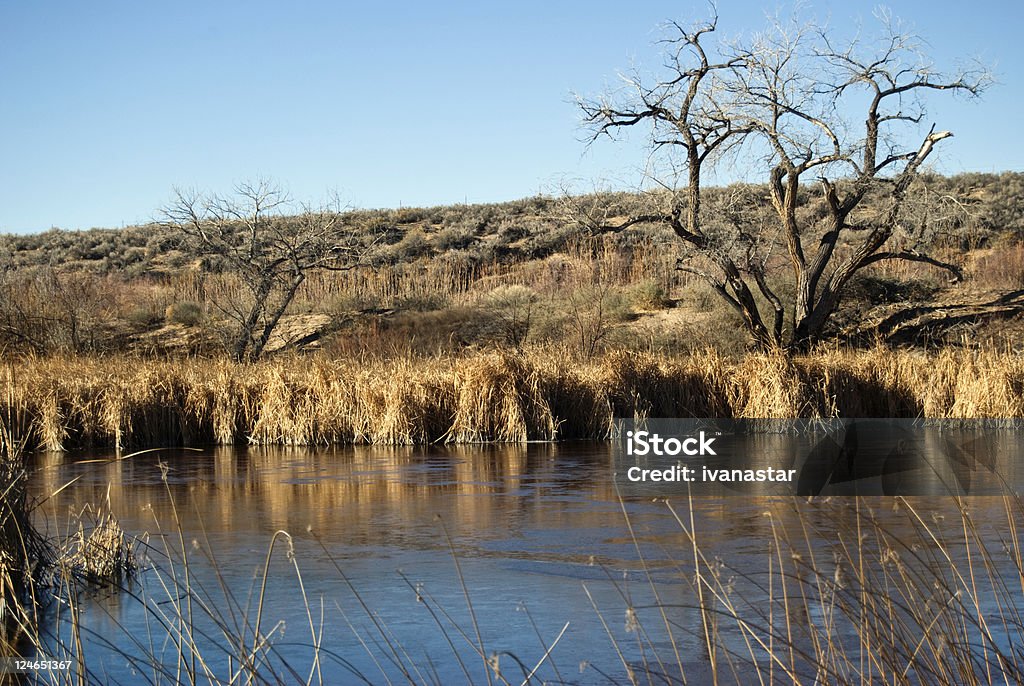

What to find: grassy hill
left=1, top=171, right=1022, bottom=357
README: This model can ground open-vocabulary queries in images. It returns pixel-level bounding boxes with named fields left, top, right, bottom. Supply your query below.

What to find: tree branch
left=861, top=249, right=963, bottom=283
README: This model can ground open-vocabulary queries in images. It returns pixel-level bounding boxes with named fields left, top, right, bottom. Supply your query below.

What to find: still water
left=26, top=441, right=1024, bottom=684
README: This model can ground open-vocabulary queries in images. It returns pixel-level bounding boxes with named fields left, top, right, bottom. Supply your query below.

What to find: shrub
left=677, top=280, right=717, bottom=312
left=434, top=226, right=476, bottom=251
left=393, top=293, right=450, bottom=312
left=165, top=301, right=203, bottom=326
left=125, top=305, right=163, bottom=328
left=394, top=229, right=432, bottom=260
left=629, top=279, right=671, bottom=310
left=483, top=285, right=538, bottom=347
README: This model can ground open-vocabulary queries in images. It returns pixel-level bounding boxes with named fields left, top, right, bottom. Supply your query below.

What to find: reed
left=604, top=494, right=1024, bottom=684
left=0, top=369, right=50, bottom=649
left=448, top=351, right=555, bottom=442
left=64, top=508, right=136, bottom=585
left=6, top=347, right=1024, bottom=451
left=0, top=367, right=136, bottom=671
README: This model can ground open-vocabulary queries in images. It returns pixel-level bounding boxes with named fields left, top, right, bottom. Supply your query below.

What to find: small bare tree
left=577, top=10, right=991, bottom=351
left=162, top=179, right=365, bottom=361
left=0, top=267, right=117, bottom=354
left=484, top=285, right=538, bottom=348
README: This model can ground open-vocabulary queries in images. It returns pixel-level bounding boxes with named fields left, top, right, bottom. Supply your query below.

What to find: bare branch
left=575, top=6, right=991, bottom=350
left=159, top=181, right=363, bottom=360
left=860, top=249, right=964, bottom=283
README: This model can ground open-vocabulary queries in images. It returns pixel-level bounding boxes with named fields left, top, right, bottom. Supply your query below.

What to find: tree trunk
left=250, top=273, right=305, bottom=361
left=232, top=279, right=273, bottom=362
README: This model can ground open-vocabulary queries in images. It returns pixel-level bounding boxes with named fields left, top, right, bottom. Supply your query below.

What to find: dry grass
left=65, top=510, right=136, bottom=584
left=968, top=242, right=1024, bottom=291
left=596, top=493, right=1024, bottom=684
left=0, top=372, right=48, bottom=647
left=0, top=369, right=135, bottom=665
left=4, top=346, right=1024, bottom=451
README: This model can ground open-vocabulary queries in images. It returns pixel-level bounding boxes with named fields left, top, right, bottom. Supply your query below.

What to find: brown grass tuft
left=449, top=352, right=556, bottom=442
left=67, top=512, right=136, bottom=585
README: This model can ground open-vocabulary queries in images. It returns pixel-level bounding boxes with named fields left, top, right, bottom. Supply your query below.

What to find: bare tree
left=577, top=10, right=991, bottom=351
left=484, top=285, right=538, bottom=348
left=161, top=179, right=366, bottom=361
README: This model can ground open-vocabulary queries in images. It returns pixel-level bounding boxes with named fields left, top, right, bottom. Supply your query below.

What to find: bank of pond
left=3, top=347, right=1024, bottom=451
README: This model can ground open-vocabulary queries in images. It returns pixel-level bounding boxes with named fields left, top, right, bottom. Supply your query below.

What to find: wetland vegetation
left=3, top=346, right=1024, bottom=453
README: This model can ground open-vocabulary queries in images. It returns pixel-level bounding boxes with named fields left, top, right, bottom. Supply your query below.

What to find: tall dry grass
left=4, top=347, right=1024, bottom=451
left=274, top=234, right=678, bottom=320
left=0, top=369, right=54, bottom=651
left=0, top=368, right=135, bottom=671
left=597, top=493, right=1024, bottom=684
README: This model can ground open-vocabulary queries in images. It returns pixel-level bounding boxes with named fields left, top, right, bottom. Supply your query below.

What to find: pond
left=27, top=439, right=1024, bottom=684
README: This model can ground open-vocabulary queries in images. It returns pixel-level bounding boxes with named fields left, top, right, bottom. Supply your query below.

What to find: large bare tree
left=162, top=179, right=364, bottom=361
left=577, top=10, right=991, bottom=351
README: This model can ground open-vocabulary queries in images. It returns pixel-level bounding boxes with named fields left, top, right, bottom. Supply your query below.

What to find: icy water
left=26, top=439, right=1024, bottom=684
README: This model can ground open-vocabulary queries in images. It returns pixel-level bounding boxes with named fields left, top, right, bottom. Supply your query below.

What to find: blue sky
left=1, top=1, right=1021, bottom=233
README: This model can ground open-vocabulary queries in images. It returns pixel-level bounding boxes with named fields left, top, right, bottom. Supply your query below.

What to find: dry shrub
left=448, top=352, right=556, bottom=442
left=165, top=301, right=203, bottom=326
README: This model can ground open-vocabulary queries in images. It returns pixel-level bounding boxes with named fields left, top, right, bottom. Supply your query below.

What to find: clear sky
left=1, top=1, right=1021, bottom=233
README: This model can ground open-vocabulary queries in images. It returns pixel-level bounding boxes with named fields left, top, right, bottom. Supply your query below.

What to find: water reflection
left=25, top=441, right=1024, bottom=683
left=33, top=444, right=639, bottom=559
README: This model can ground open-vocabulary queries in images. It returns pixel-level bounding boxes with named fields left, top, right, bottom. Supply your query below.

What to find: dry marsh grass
left=0, top=375, right=136, bottom=667
left=597, top=494, right=1024, bottom=685
left=5, top=347, right=1024, bottom=451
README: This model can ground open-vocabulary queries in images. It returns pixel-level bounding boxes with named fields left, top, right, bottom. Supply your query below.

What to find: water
left=26, top=440, right=1024, bottom=683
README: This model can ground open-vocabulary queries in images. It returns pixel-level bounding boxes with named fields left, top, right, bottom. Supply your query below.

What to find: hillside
left=1, top=171, right=1023, bottom=357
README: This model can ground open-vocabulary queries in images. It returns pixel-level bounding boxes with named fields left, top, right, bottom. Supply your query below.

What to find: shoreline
left=5, top=346, right=1024, bottom=452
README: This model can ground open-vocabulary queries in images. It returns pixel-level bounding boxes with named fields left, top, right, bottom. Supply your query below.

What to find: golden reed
left=4, top=347, right=1024, bottom=451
